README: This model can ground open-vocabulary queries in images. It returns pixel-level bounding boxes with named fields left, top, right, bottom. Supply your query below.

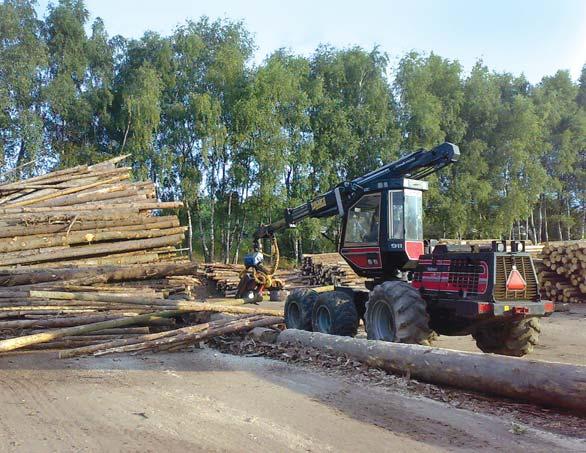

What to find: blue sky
left=36, top=0, right=586, bottom=83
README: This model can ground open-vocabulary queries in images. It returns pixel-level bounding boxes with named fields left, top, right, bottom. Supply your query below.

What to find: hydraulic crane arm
left=253, top=142, right=459, bottom=242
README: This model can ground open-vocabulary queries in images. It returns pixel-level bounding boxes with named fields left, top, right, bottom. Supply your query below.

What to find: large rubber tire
left=365, top=281, right=433, bottom=345
left=472, top=317, right=540, bottom=357
left=311, top=291, right=359, bottom=337
left=284, top=289, right=318, bottom=331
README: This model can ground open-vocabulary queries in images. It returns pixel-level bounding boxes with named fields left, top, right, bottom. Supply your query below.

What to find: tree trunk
left=16, top=139, right=27, bottom=179
left=566, top=198, right=571, bottom=240
left=232, top=185, right=249, bottom=264
left=209, top=193, right=215, bottom=263
left=580, top=199, right=586, bottom=240
left=195, top=196, right=210, bottom=262
left=224, top=191, right=233, bottom=264
left=277, top=330, right=586, bottom=414
left=530, top=209, right=537, bottom=244
left=298, top=238, right=303, bottom=262
left=543, top=196, right=549, bottom=242
left=538, top=198, right=543, bottom=244
left=185, top=200, right=194, bottom=261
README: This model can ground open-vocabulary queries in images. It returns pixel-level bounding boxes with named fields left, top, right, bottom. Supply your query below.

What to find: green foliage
left=0, top=1, right=583, bottom=261
left=0, top=0, right=47, bottom=171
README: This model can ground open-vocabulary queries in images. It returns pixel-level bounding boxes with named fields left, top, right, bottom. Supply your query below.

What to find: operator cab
left=340, top=178, right=427, bottom=279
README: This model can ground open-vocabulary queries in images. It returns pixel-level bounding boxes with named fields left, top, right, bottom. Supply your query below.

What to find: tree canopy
left=0, top=0, right=584, bottom=262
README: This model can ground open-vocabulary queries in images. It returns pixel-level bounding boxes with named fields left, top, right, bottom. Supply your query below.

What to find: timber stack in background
left=537, top=242, right=586, bottom=304
left=203, top=263, right=303, bottom=297
left=301, top=253, right=365, bottom=287
left=0, top=155, right=186, bottom=267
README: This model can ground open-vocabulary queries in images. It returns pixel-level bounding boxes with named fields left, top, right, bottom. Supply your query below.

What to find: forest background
left=1, top=0, right=584, bottom=263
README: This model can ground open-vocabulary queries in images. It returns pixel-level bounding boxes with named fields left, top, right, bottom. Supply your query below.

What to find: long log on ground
left=277, top=329, right=586, bottom=413
left=0, top=309, right=185, bottom=353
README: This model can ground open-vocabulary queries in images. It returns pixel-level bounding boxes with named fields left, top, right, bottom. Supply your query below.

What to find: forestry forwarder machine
left=236, top=142, right=554, bottom=356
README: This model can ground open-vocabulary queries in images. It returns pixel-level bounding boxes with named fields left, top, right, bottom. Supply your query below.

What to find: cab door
left=339, top=192, right=383, bottom=274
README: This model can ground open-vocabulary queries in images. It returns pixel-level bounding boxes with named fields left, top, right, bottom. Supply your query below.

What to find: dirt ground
left=0, top=349, right=584, bottom=453
left=0, top=305, right=583, bottom=452
left=435, top=304, right=586, bottom=365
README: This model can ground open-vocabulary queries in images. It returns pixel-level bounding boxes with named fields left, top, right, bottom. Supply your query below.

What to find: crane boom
left=254, top=142, right=459, bottom=241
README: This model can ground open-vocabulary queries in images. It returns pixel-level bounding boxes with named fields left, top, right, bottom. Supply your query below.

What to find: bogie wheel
left=365, top=281, right=433, bottom=345
left=311, top=291, right=359, bottom=337
left=472, top=317, right=540, bottom=357
left=284, top=289, right=318, bottom=331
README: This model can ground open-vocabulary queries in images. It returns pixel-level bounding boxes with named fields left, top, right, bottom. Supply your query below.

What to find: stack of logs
left=301, top=253, right=365, bottom=287
left=203, top=263, right=245, bottom=297
left=0, top=262, right=283, bottom=355
left=203, top=263, right=306, bottom=296
left=538, top=242, right=585, bottom=304
left=0, top=155, right=185, bottom=267
left=0, top=157, right=283, bottom=356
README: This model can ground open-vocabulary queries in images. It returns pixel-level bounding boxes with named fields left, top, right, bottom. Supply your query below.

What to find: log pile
left=301, top=253, right=365, bottom=287
left=0, top=158, right=284, bottom=355
left=538, top=242, right=586, bottom=304
left=203, top=263, right=303, bottom=296
left=0, top=262, right=196, bottom=349
left=59, top=314, right=283, bottom=357
left=0, top=262, right=283, bottom=354
left=203, top=263, right=245, bottom=297
left=0, top=155, right=186, bottom=267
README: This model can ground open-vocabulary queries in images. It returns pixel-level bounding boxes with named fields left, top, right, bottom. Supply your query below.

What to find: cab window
left=344, top=193, right=381, bottom=245
left=389, top=191, right=404, bottom=239
left=404, top=189, right=423, bottom=240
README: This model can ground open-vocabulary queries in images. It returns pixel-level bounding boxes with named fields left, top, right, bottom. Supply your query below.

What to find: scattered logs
left=0, top=260, right=285, bottom=354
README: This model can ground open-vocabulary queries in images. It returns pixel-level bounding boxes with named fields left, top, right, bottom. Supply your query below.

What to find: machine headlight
left=492, top=241, right=506, bottom=252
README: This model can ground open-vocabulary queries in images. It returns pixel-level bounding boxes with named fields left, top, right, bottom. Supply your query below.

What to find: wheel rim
left=371, top=301, right=396, bottom=341
left=316, top=306, right=332, bottom=332
left=288, top=302, right=301, bottom=328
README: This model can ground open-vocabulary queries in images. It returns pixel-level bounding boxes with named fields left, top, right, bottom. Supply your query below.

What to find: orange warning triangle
left=506, top=265, right=526, bottom=291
